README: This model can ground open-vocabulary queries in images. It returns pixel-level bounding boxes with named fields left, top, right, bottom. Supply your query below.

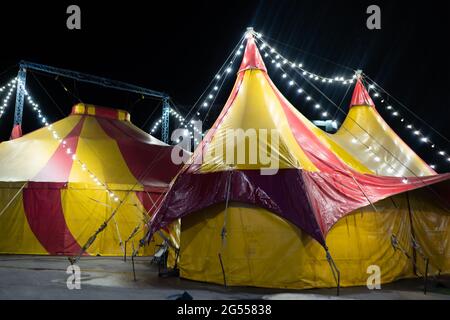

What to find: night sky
left=0, top=1, right=448, bottom=171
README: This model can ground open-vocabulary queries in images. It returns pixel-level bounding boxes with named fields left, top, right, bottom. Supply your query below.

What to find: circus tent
left=143, top=34, right=450, bottom=289
left=0, top=103, right=182, bottom=256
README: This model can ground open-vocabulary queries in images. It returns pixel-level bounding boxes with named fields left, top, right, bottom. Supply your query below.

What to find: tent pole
left=350, top=175, right=377, bottom=212
left=424, top=258, right=429, bottom=295
left=218, top=170, right=233, bottom=288
left=124, top=241, right=127, bottom=262
left=218, top=253, right=227, bottom=288
left=132, top=242, right=137, bottom=281
left=0, top=182, right=27, bottom=219
left=325, top=248, right=340, bottom=296
left=405, top=192, right=417, bottom=275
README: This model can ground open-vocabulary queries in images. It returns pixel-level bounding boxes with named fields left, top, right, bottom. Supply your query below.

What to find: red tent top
left=350, top=78, right=375, bottom=108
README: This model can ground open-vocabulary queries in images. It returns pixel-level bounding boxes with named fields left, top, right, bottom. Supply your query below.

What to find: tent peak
left=238, top=33, right=267, bottom=74
left=350, top=78, right=375, bottom=108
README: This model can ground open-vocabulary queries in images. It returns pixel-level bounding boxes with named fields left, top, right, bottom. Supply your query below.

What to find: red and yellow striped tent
left=0, top=104, right=182, bottom=256
left=146, top=34, right=450, bottom=289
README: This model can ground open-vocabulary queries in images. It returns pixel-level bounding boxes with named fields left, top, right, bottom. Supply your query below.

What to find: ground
left=0, top=255, right=449, bottom=300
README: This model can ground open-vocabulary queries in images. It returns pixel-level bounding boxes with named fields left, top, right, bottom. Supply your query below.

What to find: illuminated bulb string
left=254, top=34, right=356, bottom=84
left=363, top=78, right=450, bottom=169
left=256, top=36, right=449, bottom=171
left=258, top=42, right=334, bottom=120
left=257, top=41, right=426, bottom=181
left=148, top=37, right=246, bottom=143
left=0, top=78, right=18, bottom=118
left=23, top=88, right=124, bottom=203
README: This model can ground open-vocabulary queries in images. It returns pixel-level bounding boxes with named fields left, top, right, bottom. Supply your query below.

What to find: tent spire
left=238, top=29, right=267, bottom=74
left=350, top=78, right=375, bottom=108
left=10, top=124, right=23, bottom=140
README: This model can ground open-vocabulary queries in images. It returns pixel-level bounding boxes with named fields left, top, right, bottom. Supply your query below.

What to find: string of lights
left=256, top=40, right=415, bottom=181
left=21, top=87, right=124, bottom=204
left=0, top=78, right=17, bottom=119
left=363, top=77, right=450, bottom=168
left=254, top=33, right=356, bottom=84
left=148, top=37, right=246, bottom=143
left=255, top=35, right=450, bottom=170
left=257, top=40, right=334, bottom=120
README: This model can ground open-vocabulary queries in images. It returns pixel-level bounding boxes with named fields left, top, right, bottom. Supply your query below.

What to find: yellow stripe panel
left=61, top=189, right=156, bottom=256
left=68, top=116, right=141, bottom=189
left=118, top=110, right=130, bottom=121
left=332, top=106, right=435, bottom=177
left=72, top=104, right=85, bottom=114
left=200, top=70, right=318, bottom=172
left=0, top=185, right=47, bottom=254
left=0, top=115, right=82, bottom=181
left=87, top=106, right=96, bottom=116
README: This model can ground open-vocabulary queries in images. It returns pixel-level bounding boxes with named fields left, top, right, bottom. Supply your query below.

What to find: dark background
left=0, top=0, right=448, bottom=171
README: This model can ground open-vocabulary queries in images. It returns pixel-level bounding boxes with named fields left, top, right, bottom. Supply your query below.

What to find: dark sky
left=0, top=0, right=449, bottom=171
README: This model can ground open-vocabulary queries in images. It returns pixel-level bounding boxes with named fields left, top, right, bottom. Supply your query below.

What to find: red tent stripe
left=23, top=182, right=85, bottom=255
left=32, top=116, right=85, bottom=182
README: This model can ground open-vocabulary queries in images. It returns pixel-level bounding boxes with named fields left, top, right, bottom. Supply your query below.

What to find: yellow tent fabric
left=0, top=103, right=181, bottom=256
left=171, top=35, right=450, bottom=289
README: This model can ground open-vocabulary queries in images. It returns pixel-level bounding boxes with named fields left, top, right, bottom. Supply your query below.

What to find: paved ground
left=0, top=255, right=449, bottom=300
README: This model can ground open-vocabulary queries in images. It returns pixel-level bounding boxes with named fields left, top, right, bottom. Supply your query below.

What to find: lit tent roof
left=147, top=34, right=450, bottom=247
left=0, top=104, right=181, bottom=191
left=330, top=79, right=436, bottom=177
left=0, top=104, right=182, bottom=256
